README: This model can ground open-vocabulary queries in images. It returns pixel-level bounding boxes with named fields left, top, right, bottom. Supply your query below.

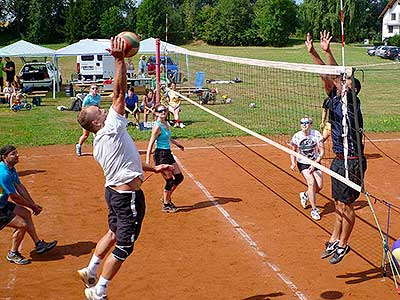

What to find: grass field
left=1, top=41, right=399, bottom=147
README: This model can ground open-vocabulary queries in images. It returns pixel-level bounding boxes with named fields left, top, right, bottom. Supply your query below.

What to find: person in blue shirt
left=124, top=86, right=140, bottom=126
left=76, top=84, right=102, bottom=156
left=146, top=104, right=185, bottom=213
left=0, top=145, right=57, bottom=265
left=306, top=31, right=366, bottom=265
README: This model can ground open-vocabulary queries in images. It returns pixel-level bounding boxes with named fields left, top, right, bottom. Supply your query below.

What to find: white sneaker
left=174, top=122, right=179, bottom=128
left=77, top=267, right=97, bottom=288
left=179, top=122, right=186, bottom=128
left=311, top=208, right=321, bottom=221
left=299, top=192, right=308, bottom=209
left=85, top=287, right=107, bottom=300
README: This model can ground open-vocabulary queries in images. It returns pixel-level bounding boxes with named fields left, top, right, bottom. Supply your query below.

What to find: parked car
left=383, top=47, right=400, bottom=60
left=375, top=46, right=397, bottom=58
left=367, top=46, right=378, bottom=56
left=148, top=55, right=179, bottom=79
left=18, top=61, right=62, bottom=91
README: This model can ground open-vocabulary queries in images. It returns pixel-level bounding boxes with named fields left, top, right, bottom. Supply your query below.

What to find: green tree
left=254, top=0, right=297, bottom=47
left=201, top=0, right=255, bottom=46
left=100, top=6, right=126, bottom=37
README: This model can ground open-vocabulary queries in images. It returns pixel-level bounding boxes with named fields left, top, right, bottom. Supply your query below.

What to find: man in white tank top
left=77, top=37, right=173, bottom=300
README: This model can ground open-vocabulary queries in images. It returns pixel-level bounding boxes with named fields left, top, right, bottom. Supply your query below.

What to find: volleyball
left=117, top=31, right=140, bottom=57
left=392, top=239, right=400, bottom=264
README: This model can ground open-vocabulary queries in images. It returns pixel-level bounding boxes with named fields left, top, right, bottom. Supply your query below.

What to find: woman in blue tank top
left=146, top=105, right=184, bottom=213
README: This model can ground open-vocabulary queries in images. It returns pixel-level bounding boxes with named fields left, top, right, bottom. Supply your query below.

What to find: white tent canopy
left=54, top=37, right=186, bottom=57
left=55, top=39, right=110, bottom=57
left=0, top=40, right=55, bottom=57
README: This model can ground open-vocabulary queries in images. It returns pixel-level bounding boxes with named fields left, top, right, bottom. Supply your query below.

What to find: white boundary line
left=175, top=156, right=308, bottom=300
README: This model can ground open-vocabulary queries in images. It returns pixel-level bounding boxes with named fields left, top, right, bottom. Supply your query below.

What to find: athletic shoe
left=162, top=202, right=177, bottom=213
left=174, top=123, right=180, bottom=128
left=35, top=239, right=57, bottom=254
left=76, top=144, right=82, bottom=156
left=299, top=192, right=308, bottom=209
left=6, top=251, right=31, bottom=265
left=179, top=122, right=186, bottom=128
left=310, top=208, right=321, bottom=220
left=321, top=240, right=339, bottom=259
left=329, top=244, right=351, bottom=264
left=84, top=287, right=107, bottom=300
left=78, top=267, right=97, bottom=288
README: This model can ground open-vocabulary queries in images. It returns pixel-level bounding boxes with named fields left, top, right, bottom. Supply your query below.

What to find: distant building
left=380, top=0, right=400, bottom=41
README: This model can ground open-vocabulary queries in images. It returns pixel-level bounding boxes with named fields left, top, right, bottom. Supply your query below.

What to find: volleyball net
left=160, top=48, right=400, bottom=284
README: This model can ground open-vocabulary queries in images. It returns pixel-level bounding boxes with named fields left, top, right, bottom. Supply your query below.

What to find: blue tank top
left=155, top=121, right=171, bottom=150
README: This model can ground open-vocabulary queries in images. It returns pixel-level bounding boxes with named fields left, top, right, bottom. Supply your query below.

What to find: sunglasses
left=157, top=109, right=167, bottom=113
left=300, top=121, right=311, bottom=125
left=91, top=87, right=98, bottom=90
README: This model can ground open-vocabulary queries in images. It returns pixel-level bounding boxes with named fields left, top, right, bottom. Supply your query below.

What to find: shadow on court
left=320, top=290, right=344, bottom=299
left=29, top=241, right=96, bottom=261
left=177, top=196, right=242, bottom=213
left=336, top=267, right=383, bottom=284
left=18, top=169, right=46, bottom=176
left=241, top=292, right=285, bottom=299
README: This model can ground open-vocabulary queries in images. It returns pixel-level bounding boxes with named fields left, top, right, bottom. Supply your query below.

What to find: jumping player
left=76, top=36, right=173, bottom=300
left=146, top=104, right=185, bottom=213
left=306, top=31, right=366, bottom=264
left=290, top=116, right=324, bottom=221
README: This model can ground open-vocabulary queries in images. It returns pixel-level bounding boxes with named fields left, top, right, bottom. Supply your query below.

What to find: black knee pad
left=173, top=173, right=184, bottom=186
left=164, top=178, right=174, bottom=191
left=112, top=243, right=134, bottom=262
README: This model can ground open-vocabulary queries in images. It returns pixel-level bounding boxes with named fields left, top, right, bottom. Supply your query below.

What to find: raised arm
left=109, top=37, right=127, bottom=115
left=320, top=30, right=338, bottom=66
left=305, top=33, right=325, bottom=65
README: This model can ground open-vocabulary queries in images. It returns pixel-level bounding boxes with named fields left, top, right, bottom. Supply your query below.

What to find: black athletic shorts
left=105, top=187, right=146, bottom=247
left=330, top=156, right=367, bottom=203
left=297, top=162, right=311, bottom=172
left=0, top=201, right=16, bottom=230
left=154, top=148, right=175, bottom=165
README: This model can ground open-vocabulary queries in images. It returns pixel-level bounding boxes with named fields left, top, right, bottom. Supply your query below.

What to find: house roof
left=380, top=0, right=397, bottom=18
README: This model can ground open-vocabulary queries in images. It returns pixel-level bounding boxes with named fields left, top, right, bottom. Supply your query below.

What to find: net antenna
left=164, top=13, right=169, bottom=81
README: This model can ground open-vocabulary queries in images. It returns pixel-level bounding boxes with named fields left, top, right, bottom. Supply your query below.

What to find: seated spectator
left=138, top=55, right=147, bottom=78
left=166, top=82, right=185, bottom=128
left=125, top=87, right=140, bottom=126
left=10, top=80, right=23, bottom=107
left=147, top=58, right=156, bottom=76
left=140, top=89, right=156, bottom=125
left=126, top=58, right=135, bottom=78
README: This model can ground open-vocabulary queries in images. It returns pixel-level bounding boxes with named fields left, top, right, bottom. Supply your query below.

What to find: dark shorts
left=330, top=156, right=367, bottom=203
left=154, top=148, right=175, bottom=165
left=0, top=77, right=3, bottom=89
left=105, top=187, right=146, bottom=247
left=297, top=162, right=310, bottom=172
left=0, top=201, right=16, bottom=230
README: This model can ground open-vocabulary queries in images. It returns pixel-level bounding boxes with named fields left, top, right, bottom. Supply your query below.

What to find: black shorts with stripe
left=105, top=187, right=146, bottom=247
left=154, top=148, right=175, bottom=165
left=0, top=201, right=16, bottom=230
left=330, top=156, right=367, bottom=203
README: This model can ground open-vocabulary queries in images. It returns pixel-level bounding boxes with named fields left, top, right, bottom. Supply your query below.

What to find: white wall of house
left=382, top=1, right=400, bottom=40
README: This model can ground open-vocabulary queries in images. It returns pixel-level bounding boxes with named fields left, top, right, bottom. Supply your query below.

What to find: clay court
left=1, top=133, right=400, bottom=300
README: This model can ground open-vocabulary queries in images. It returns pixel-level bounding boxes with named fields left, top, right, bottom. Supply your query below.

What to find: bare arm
left=171, top=138, right=184, bottom=151
left=146, top=125, right=160, bottom=164
left=320, top=30, right=338, bottom=66
left=13, top=183, right=42, bottom=215
left=320, top=108, right=327, bottom=130
left=109, top=37, right=127, bottom=115
left=290, top=144, right=297, bottom=171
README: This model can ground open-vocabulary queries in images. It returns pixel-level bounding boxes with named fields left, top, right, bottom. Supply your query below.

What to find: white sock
left=88, top=255, right=101, bottom=277
left=96, top=276, right=110, bottom=295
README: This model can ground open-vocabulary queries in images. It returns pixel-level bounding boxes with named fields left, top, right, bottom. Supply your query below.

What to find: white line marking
left=175, top=156, right=309, bottom=300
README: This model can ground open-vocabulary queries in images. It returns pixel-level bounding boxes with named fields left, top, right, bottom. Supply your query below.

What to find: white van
left=77, top=54, right=115, bottom=81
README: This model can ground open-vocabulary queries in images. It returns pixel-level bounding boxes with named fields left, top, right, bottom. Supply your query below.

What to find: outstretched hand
left=107, top=37, right=125, bottom=60
left=320, top=30, right=333, bottom=52
left=305, top=32, right=314, bottom=53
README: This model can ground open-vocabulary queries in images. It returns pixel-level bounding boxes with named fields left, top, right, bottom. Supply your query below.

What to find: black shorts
left=297, top=162, right=310, bottom=172
left=154, top=148, right=175, bottom=165
left=330, top=156, right=367, bottom=203
left=0, top=201, right=16, bottom=230
left=0, top=77, right=3, bottom=89
left=105, top=187, right=146, bottom=247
